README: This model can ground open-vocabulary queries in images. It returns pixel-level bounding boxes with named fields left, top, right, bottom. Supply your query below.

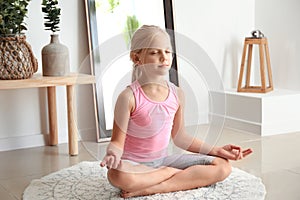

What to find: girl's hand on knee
left=213, top=145, right=253, bottom=160
left=100, top=143, right=123, bottom=169
left=100, top=154, right=120, bottom=169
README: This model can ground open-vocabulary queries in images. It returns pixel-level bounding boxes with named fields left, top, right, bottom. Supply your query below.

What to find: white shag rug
left=23, top=161, right=266, bottom=200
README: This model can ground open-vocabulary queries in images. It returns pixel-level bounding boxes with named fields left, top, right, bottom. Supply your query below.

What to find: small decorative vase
left=0, top=35, right=38, bottom=80
left=42, top=34, right=70, bottom=76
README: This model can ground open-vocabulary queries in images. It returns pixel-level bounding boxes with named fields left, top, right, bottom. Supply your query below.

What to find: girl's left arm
left=171, top=87, right=253, bottom=161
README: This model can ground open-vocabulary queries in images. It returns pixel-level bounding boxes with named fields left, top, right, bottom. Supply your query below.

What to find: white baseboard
left=0, top=134, right=48, bottom=152
left=0, top=128, right=98, bottom=152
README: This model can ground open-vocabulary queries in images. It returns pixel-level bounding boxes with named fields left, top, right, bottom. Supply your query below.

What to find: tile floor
left=0, top=127, right=300, bottom=200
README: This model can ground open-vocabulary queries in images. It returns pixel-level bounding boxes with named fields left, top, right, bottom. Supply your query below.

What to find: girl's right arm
left=100, top=88, right=134, bottom=169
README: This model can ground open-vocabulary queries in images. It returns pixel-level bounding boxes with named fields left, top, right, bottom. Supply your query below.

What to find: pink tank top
left=121, top=80, right=179, bottom=162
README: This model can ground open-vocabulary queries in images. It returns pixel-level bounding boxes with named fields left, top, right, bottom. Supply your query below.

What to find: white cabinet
left=211, top=89, right=300, bottom=136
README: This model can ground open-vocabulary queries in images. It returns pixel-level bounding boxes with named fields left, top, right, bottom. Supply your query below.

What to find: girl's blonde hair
left=129, top=25, right=172, bottom=82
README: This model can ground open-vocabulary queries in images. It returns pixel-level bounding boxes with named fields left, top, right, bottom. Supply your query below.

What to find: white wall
left=255, top=0, right=300, bottom=91
left=0, top=0, right=96, bottom=151
left=173, top=0, right=300, bottom=126
left=173, top=0, right=255, bottom=125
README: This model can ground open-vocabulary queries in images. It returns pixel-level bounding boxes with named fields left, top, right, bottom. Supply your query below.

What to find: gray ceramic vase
left=42, top=34, right=70, bottom=76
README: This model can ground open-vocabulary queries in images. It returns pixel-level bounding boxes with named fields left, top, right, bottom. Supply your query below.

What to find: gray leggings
left=139, top=154, right=216, bottom=169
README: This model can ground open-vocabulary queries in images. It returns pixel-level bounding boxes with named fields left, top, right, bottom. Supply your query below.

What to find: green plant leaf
left=0, top=0, right=31, bottom=35
left=41, top=0, right=61, bottom=33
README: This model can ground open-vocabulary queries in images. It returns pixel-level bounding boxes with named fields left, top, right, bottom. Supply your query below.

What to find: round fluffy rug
left=23, top=161, right=266, bottom=200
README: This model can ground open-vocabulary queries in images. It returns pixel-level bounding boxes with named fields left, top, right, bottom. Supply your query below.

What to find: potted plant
left=41, top=0, right=69, bottom=76
left=0, top=0, right=38, bottom=80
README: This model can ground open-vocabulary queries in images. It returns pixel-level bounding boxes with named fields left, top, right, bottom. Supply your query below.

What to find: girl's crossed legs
left=107, top=154, right=231, bottom=198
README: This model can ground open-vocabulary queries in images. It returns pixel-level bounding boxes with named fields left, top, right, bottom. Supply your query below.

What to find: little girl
left=100, top=25, right=252, bottom=198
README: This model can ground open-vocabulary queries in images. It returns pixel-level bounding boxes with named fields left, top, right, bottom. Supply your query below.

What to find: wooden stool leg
left=66, top=85, right=78, bottom=156
left=47, top=86, right=58, bottom=145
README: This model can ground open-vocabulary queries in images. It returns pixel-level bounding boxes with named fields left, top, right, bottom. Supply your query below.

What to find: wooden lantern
left=237, top=37, right=273, bottom=93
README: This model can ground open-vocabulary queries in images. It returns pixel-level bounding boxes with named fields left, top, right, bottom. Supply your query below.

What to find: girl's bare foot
left=120, top=188, right=152, bottom=198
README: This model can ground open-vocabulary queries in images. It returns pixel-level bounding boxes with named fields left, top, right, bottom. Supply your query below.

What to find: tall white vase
left=42, top=34, right=70, bottom=76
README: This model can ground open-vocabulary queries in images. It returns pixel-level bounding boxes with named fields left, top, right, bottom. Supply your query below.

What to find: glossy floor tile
left=0, top=128, right=300, bottom=200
